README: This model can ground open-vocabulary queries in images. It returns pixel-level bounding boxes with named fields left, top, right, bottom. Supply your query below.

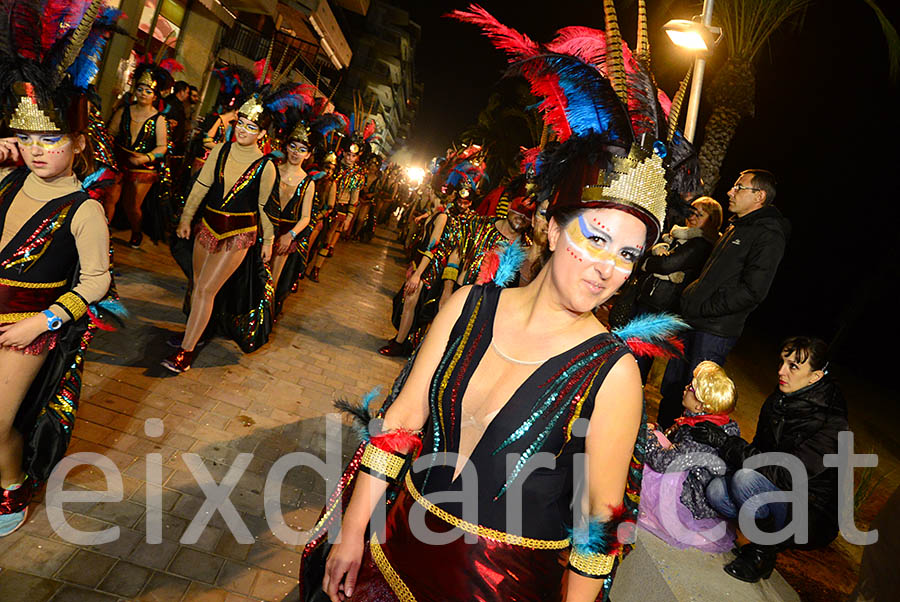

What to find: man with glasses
left=656, top=169, right=790, bottom=429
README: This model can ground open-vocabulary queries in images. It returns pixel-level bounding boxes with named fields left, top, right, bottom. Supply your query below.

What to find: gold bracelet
left=54, top=291, right=87, bottom=321
left=442, top=267, right=459, bottom=281
left=360, top=444, right=407, bottom=482
left=568, top=548, right=616, bottom=578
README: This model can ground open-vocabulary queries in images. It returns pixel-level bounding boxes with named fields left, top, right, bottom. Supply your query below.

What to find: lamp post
left=663, top=0, right=721, bottom=143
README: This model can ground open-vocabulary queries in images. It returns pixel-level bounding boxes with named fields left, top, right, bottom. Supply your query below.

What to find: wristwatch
left=289, top=230, right=298, bottom=240
left=42, top=309, right=63, bottom=331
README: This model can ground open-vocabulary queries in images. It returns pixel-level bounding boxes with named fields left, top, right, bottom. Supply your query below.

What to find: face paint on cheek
left=563, top=217, right=634, bottom=275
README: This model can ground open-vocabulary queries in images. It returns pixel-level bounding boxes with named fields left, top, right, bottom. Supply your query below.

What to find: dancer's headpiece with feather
left=1, top=0, right=123, bottom=133
left=449, top=2, right=701, bottom=244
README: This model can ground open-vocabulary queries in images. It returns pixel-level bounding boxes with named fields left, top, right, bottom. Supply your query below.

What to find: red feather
left=362, top=119, right=375, bottom=142
left=87, top=308, right=116, bottom=331
left=519, top=146, right=540, bottom=172
left=253, top=58, right=271, bottom=84
left=545, top=26, right=608, bottom=68
left=624, top=336, right=685, bottom=358
left=159, top=58, right=184, bottom=74
left=523, top=67, right=573, bottom=141
left=370, top=429, right=422, bottom=456
left=332, top=112, right=350, bottom=135
left=446, top=4, right=538, bottom=63
left=475, top=250, right=500, bottom=285
left=41, top=0, right=75, bottom=53
left=605, top=502, right=633, bottom=556
left=11, top=0, right=41, bottom=60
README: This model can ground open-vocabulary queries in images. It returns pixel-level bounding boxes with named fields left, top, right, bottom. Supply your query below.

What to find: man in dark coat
left=692, top=336, right=849, bottom=583
left=656, top=169, right=790, bottom=429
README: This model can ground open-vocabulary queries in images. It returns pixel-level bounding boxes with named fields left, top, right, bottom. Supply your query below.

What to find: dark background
left=385, top=1, right=899, bottom=372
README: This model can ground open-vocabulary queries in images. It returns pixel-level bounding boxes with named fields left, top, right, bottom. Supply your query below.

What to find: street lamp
left=663, top=0, right=722, bottom=143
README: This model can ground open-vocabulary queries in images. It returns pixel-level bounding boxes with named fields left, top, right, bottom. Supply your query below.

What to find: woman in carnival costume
left=0, top=0, right=123, bottom=536
left=300, top=3, right=700, bottom=600
left=105, top=60, right=173, bottom=248
left=265, top=100, right=319, bottom=315
left=163, top=56, right=308, bottom=373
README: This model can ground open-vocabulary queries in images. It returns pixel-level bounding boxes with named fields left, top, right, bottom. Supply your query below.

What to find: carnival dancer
left=307, top=133, right=365, bottom=283
left=266, top=110, right=316, bottom=315
left=187, top=65, right=255, bottom=178
left=163, top=71, right=307, bottom=372
left=300, top=4, right=701, bottom=600
left=350, top=155, right=382, bottom=242
left=105, top=62, right=172, bottom=248
left=305, top=151, right=337, bottom=268
left=0, top=0, right=121, bottom=535
left=378, top=173, right=476, bottom=358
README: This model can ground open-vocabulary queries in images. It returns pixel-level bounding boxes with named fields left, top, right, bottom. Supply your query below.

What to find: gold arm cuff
left=419, top=250, right=434, bottom=260
left=361, top=444, right=406, bottom=481
left=568, top=548, right=616, bottom=578
left=370, top=533, right=417, bottom=601
left=0, top=278, right=68, bottom=288
left=0, top=312, right=39, bottom=323
left=442, top=267, right=459, bottom=281
left=54, top=292, right=88, bottom=321
left=404, top=472, right=570, bottom=550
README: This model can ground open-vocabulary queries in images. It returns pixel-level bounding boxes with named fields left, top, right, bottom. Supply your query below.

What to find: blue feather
left=568, top=517, right=618, bottom=555
left=309, top=170, right=326, bottom=181
left=493, top=241, right=526, bottom=287
left=361, top=387, right=382, bottom=412
left=98, top=298, right=130, bottom=319
left=81, top=167, right=108, bottom=190
left=613, top=313, right=687, bottom=343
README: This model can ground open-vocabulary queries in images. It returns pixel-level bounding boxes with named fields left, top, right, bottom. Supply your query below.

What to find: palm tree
left=698, top=0, right=900, bottom=193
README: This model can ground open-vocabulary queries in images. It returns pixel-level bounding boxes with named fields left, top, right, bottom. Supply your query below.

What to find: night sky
left=386, top=1, right=899, bottom=370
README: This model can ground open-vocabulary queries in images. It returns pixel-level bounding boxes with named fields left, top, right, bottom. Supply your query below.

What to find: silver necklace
left=490, top=340, right=550, bottom=365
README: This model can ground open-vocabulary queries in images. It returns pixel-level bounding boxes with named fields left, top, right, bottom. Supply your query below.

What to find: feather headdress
left=0, top=0, right=122, bottom=133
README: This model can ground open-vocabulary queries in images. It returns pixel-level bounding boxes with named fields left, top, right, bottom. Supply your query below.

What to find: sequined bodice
left=411, top=284, right=629, bottom=540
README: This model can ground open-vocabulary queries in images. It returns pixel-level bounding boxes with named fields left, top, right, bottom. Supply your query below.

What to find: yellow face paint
left=563, top=214, right=639, bottom=274
left=15, top=133, right=71, bottom=151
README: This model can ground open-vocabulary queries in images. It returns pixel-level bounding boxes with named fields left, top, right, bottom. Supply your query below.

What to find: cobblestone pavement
left=0, top=226, right=409, bottom=601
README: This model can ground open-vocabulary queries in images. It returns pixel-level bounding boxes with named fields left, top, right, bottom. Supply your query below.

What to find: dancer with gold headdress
left=105, top=61, right=172, bottom=248
left=0, top=0, right=123, bottom=536
left=163, top=58, right=309, bottom=372
left=302, top=3, right=697, bottom=600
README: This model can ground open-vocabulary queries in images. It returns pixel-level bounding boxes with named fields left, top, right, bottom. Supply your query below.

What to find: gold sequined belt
left=403, top=472, right=570, bottom=550
left=201, top=206, right=258, bottom=240
left=0, top=278, right=67, bottom=322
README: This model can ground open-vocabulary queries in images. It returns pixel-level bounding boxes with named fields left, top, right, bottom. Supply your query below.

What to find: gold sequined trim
left=361, top=444, right=406, bottom=481
left=0, top=278, right=68, bottom=288
left=370, top=533, right=417, bottom=601
left=0, top=312, right=39, bottom=322
left=55, top=292, right=87, bottom=320
left=441, top=266, right=459, bottom=281
left=404, top=472, right=570, bottom=549
left=568, top=548, right=616, bottom=577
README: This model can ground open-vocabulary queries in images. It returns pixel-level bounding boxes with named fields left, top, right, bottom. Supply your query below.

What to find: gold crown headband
left=581, top=146, right=668, bottom=236
left=9, top=82, right=65, bottom=132
left=238, top=95, right=265, bottom=123
left=289, top=122, right=310, bottom=144
left=136, top=70, right=157, bottom=90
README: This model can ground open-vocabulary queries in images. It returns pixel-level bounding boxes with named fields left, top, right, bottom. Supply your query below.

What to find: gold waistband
left=0, top=278, right=68, bottom=289
left=205, top=206, right=255, bottom=217
left=404, top=472, right=570, bottom=550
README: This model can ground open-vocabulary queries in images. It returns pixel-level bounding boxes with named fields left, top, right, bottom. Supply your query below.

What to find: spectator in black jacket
left=656, top=169, right=789, bottom=429
left=693, top=337, right=848, bottom=583
left=634, top=197, right=721, bottom=381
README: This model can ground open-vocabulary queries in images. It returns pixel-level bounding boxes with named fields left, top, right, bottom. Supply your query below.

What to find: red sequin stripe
left=448, top=324, right=485, bottom=444
left=1, top=203, right=74, bottom=270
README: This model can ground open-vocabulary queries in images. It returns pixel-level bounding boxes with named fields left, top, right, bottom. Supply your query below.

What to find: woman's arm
left=257, top=162, right=277, bottom=251
left=323, top=286, right=473, bottom=601
left=291, top=179, right=314, bottom=235
left=108, top=107, right=123, bottom=138
left=566, top=354, right=642, bottom=602
left=178, top=144, right=222, bottom=231
left=50, top=200, right=111, bottom=322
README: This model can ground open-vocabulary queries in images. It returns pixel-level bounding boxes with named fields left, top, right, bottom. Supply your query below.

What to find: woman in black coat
left=693, top=336, right=849, bottom=583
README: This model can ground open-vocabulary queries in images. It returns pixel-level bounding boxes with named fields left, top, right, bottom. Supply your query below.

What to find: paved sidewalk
left=0, top=227, right=409, bottom=601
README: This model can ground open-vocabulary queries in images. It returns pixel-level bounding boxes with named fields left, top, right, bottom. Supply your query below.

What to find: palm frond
left=863, top=0, right=900, bottom=83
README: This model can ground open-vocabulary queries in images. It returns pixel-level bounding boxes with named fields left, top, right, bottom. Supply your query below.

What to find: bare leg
left=312, top=217, right=344, bottom=270
left=394, top=285, right=423, bottom=343
left=123, top=179, right=154, bottom=237
left=352, top=204, right=370, bottom=238
left=271, top=252, right=288, bottom=292
left=102, top=181, right=123, bottom=224
left=0, top=348, right=47, bottom=488
left=182, top=241, right=248, bottom=351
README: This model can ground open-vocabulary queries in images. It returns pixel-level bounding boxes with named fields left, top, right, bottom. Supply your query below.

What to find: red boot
left=161, top=348, right=197, bottom=373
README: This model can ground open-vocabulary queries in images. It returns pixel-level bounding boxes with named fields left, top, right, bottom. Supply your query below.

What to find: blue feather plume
left=333, top=387, right=382, bottom=443
left=81, top=167, right=108, bottom=190
left=97, top=298, right=129, bottom=319
left=312, top=114, right=344, bottom=137
left=613, top=312, right=687, bottom=343
left=67, top=8, right=122, bottom=90
left=493, top=241, right=526, bottom=287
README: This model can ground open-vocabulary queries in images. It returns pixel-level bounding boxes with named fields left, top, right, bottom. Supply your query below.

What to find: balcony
left=219, top=22, right=343, bottom=96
